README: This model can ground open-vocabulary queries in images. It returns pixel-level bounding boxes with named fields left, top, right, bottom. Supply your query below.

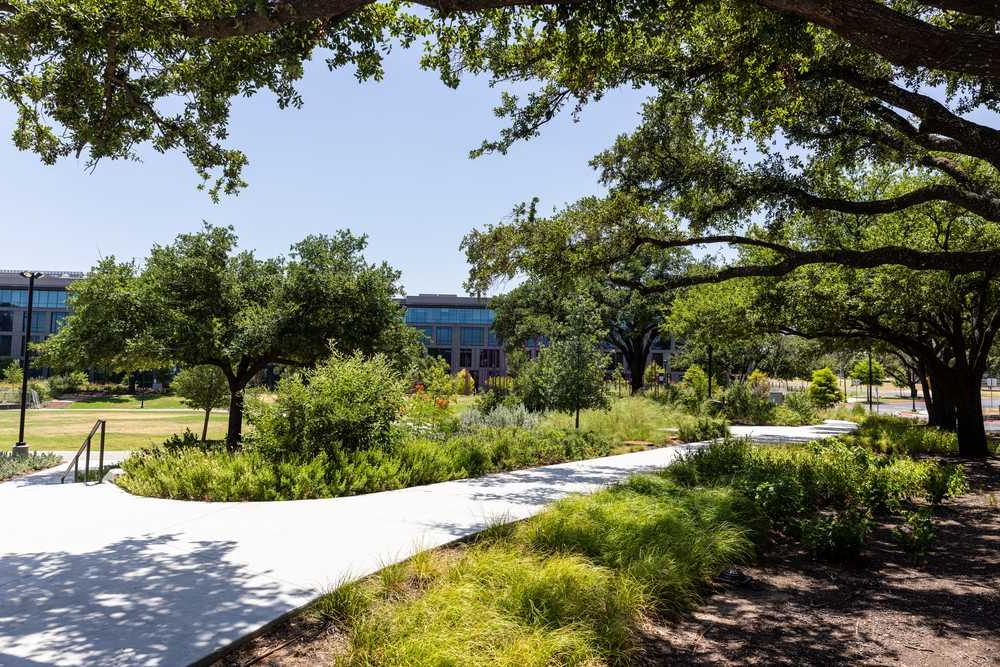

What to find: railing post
left=74, top=457, right=78, bottom=483
left=84, top=434, right=91, bottom=484
left=98, top=420, right=106, bottom=483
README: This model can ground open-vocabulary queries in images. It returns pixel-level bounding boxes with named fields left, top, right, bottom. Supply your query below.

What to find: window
left=459, top=349, right=473, bottom=367
left=435, top=327, right=453, bottom=345
left=427, top=348, right=452, bottom=366
left=487, top=330, right=501, bottom=348
left=0, top=311, right=11, bottom=332
left=0, top=289, right=67, bottom=309
left=404, top=307, right=495, bottom=325
left=0, top=335, right=10, bottom=356
left=460, top=327, right=484, bottom=346
left=479, top=349, right=501, bottom=368
left=23, top=311, right=48, bottom=333
left=416, top=326, right=433, bottom=342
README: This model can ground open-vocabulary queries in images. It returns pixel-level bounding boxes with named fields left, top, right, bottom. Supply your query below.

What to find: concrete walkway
left=0, top=421, right=857, bottom=667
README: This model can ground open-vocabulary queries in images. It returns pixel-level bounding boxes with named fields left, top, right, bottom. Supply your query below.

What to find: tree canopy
left=41, top=224, right=421, bottom=445
left=2, top=0, right=1000, bottom=215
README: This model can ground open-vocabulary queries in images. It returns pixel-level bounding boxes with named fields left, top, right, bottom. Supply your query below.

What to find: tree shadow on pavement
left=0, top=533, right=302, bottom=666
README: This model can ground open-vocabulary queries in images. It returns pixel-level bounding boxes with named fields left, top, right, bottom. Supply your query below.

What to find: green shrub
left=48, top=371, right=89, bottom=395
left=923, top=463, right=967, bottom=504
left=721, top=381, right=773, bottom=425
left=808, top=367, right=844, bottom=409
left=799, top=507, right=872, bottom=560
left=893, top=508, right=935, bottom=561
left=250, top=351, right=406, bottom=460
left=120, top=426, right=616, bottom=501
left=772, top=390, right=818, bottom=426
left=676, top=415, right=730, bottom=442
left=0, top=451, right=62, bottom=481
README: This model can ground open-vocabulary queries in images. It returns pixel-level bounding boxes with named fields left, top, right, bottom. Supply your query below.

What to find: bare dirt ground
left=642, top=459, right=1000, bottom=666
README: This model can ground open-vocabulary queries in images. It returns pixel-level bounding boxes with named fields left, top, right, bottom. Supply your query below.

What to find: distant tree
left=41, top=225, right=421, bottom=448
left=2, top=360, right=22, bottom=387
left=808, top=368, right=843, bottom=410
left=173, top=366, right=230, bottom=441
left=850, top=358, right=887, bottom=389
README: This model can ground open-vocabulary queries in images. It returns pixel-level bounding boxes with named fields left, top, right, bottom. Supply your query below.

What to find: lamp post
left=12, top=271, right=44, bottom=457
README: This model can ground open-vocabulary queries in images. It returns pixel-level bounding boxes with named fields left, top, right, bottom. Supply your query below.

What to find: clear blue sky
left=0, top=48, right=647, bottom=296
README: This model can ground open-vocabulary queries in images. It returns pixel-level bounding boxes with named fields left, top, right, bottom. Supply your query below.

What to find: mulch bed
left=640, top=459, right=1000, bottom=666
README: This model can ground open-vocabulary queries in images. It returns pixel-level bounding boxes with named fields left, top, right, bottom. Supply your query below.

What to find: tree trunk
left=575, top=405, right=580, bottom=430
left=925, top=367, right=957, bottom=431
left=127, top=372, right=136, bottom=394
left=625, top=347, right=647, bottom=395
left=226, top=388, right=245, bottom=450
left=202, top=408, right=211, bottom=442
left=951, top=373, right=989, bottom=458
left=919, top=371, right=933, bottom=417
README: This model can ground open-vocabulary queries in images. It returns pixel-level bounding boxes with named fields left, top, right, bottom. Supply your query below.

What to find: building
left=0, top=271, right=82, bottom=372
left=401, top=293, right=680, bottom=388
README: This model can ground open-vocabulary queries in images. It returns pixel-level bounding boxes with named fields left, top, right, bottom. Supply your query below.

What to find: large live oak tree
left=39, top=225, right=421, bottom=447
left=2, top=0, right=1000, bottom=206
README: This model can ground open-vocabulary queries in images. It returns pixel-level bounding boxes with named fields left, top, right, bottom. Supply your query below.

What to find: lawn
left=63, top=394, right=193, bottom=410
left=0, top=408, right=230, bottom=450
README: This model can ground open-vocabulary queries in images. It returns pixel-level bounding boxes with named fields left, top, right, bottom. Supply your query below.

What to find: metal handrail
left=60, top=419, right=106, bottom=484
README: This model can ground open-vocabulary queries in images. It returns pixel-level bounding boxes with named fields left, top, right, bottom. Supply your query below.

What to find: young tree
left=173, top=365, right=230, bottom=442
left=41, top=225, right=421, bottom=447
left=515, top=296, right=609, bottom=428
left=808, top=368, right=843, bottom=410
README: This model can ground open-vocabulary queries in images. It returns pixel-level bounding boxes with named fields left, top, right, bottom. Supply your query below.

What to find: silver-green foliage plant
left=459, top=404, right=540, bottom=432
left=250, top=350, right=406, bottom=460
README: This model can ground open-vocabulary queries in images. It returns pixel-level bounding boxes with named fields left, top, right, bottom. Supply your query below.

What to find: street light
left=12, top=271, right=44, bottom=457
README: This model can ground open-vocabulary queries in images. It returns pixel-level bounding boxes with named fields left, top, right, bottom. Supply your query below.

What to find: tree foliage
left=41, top=224, right=420, bottom=446
left=808, top=367, right=843, bottom=409
left=173, top=364, right=230, bottom=441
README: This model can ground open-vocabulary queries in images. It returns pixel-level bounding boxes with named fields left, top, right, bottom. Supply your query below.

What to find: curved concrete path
left=0, top=420, right=857, bottom=667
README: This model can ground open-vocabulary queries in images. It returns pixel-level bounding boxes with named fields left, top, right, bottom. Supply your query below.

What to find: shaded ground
left=643, top=459, right=1000, bottom=666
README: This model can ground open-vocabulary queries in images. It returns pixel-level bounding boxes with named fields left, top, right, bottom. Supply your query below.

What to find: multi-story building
left=0, top=271, right=82, bottom=372
left=401, top=293, right=680, bottom=388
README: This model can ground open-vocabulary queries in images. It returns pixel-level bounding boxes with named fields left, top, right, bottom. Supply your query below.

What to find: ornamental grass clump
left=0, top=451, right=62, bottom=481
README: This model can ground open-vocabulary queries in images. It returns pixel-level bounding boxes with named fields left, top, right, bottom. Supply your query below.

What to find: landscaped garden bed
left=214, top=417, right=974, bottom=666
left=0, top=451, right=62, bottom=482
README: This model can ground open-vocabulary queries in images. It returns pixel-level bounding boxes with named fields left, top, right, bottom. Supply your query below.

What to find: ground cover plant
left=117, top=353, right=703, bottom=501
left=0, top=451, right=62, bottom=481
left=222, top=429, right=970, bottom=666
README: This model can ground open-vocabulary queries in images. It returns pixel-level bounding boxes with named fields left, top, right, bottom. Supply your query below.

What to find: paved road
left=0, top=421, right=857, bottom=667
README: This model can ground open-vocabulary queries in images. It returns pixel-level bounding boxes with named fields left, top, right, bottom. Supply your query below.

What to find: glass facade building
left=0, top=271, right=83, bottom=375
left=400, top=294, right=679, bottom=388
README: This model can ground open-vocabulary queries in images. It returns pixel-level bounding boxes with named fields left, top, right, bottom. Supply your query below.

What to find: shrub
left=677, top=415, right=730, bottom=442
left=681, top=365, right=709, bottom=404
left=923, top=463, right=967, bottom=504
left=799, top=507, right=872, bottom=561
left=772, top=390, right=818, bottom=426
left=893, top=508, right=935, bottom=561
left=48, top=371, right=89, bottom=395
left=721, top=381, right=773, bottom=424
left=460, top=403, right=540, bottom=432
left=0, top=451, right=62, bottom=481
left=250, top=351, right=406, bottom=461
left=808, top=367, right=844, bottom=408
left=643, top=362, right=665, bottom=387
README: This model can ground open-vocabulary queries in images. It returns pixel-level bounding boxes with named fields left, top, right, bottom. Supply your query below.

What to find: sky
left=0, top=47, right=649, bottom=297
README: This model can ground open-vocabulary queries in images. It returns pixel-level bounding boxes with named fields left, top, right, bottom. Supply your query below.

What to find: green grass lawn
left=63, top=394, right=192, bottom=409
left=0, top=408, right=230, bottom=450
